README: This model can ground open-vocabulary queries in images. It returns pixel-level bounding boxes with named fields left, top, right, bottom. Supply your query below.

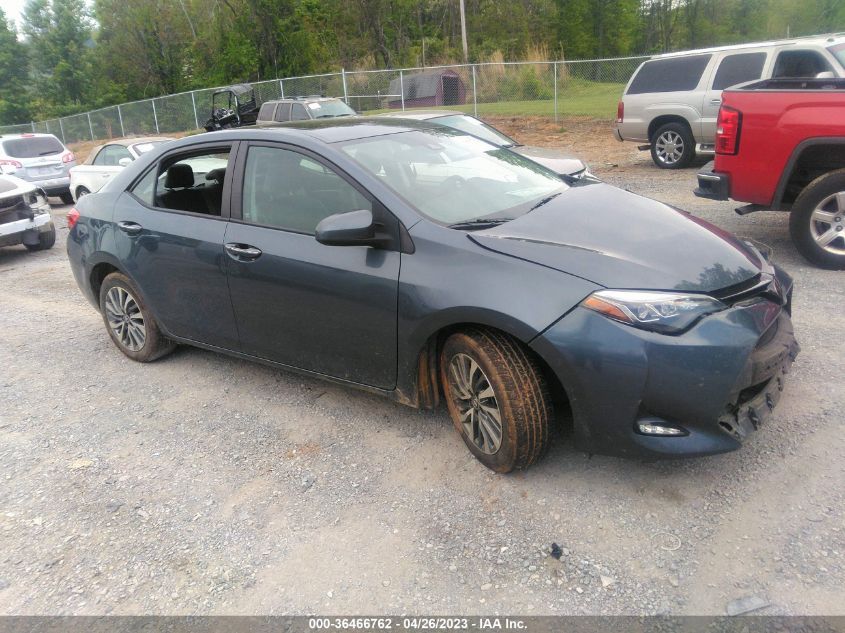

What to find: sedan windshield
left=433, top=114, right=517, bottom=148
left=131, top=141, right=168, bottom=156
left=340, top=129, right=566, bottom=225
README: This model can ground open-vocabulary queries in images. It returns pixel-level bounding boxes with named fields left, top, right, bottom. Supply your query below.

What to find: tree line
left=1, top=0, right=844, bottom=125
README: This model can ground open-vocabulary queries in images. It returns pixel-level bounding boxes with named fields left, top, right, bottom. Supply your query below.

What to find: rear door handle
left=117, top=221, right=142, bottom=236
left=225, top=243, right=262, bottom=261
left=710, top=98, right=722, bottom=105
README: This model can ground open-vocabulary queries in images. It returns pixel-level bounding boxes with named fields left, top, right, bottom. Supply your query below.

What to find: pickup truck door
left=702, top=51, right=769, bottom=145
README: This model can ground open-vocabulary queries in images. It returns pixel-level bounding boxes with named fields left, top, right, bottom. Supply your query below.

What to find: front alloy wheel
left=441, top=328, right=552, bottom=472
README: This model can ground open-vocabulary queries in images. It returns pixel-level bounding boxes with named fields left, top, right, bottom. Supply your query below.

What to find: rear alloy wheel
left=789, top=169, right=845, bottom=269
left=440, top=328, right=552, bottom=472
left=99, top=272, right=176, bottom=362
left=650, top=123, right=695, bottom=169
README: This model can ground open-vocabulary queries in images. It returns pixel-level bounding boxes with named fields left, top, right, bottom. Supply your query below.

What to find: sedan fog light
left=636, top=419, right=687, bottom=436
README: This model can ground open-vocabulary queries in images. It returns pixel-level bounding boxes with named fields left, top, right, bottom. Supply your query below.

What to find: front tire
left=99, top=272, right=176, bottom=362
left=440, top=328, right=552, bottom=473
left=789, top=169, right=845, bottom=269
left=24, top=226, right=56, bottom=251
left=650, top=122, right=695, bottom=169
left=59, top=191, right=74, bottom=205
left=76, top=186, right=90, bottom=199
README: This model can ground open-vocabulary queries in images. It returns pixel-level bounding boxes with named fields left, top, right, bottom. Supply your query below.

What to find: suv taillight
left=0, top=158, right=22, bottom=169
left=62, top=151, right=75, bottom=163
left=616, top=101, right=624, bottom=123
left=67, top=208, right=80, bottom=229
left=716, top=106, right=741, bottom=155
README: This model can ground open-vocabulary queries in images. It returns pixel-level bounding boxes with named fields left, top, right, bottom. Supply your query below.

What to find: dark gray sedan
left=66, top=119, right=799, bottom=472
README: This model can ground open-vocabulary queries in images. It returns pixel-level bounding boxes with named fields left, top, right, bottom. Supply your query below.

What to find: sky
left=0, top=0, right=27, bottom=27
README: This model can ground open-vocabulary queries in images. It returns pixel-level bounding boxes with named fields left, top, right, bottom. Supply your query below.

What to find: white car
left=0, top=169, right=55, bottom=251
left=69, top=137, right=173, bottom=201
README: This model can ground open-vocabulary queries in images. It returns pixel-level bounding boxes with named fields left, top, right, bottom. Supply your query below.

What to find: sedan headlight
left=581, top=290, right=726, bottom=334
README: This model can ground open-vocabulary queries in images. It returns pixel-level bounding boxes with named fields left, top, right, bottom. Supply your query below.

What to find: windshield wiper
left=448, top=218, right=511, bottom=230
left=528, top=192, right=562, bottom=211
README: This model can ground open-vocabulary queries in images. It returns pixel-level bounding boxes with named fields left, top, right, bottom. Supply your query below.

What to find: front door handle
left=225, top=243, right=263, bottom=261
left=117, top=221, right=142, bottom=236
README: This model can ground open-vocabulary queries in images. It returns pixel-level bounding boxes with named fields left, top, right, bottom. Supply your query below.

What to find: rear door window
left=712, top=52, right=767, bottom=90
left=772, top=49, right=833, bottom=78
left=274, top=103, right=292, bottom=122
left=258, top=102, right=275, bottom=120
left=2, top=136, right=64, bottom=158
left=627, top=54, right=712, bottom=94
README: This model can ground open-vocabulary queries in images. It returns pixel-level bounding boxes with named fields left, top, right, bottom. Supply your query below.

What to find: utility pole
left=459, top=0, right=468, bottom=62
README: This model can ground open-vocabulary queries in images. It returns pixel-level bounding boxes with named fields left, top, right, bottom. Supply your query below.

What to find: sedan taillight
left=715, top=106, right=741, bottom=155
left=67, top=208, right=80, bottom=229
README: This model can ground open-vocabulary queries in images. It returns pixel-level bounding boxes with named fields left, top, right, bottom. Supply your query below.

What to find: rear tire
left=24, top=226, right=56, bottom=251
left=440, top=328, right=552, bottom=473
left=59, top=191, right=74, bottom=205
left=99, top=272, right=176, bottom=362
left=789, top=169, right=845, bottom=269
left=650, top=122, right=695, bottom=169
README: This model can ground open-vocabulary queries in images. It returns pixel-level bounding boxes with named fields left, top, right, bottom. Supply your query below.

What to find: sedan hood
left=513, top=146, right=587, bottom=177
left=470, top=183, right=763, bottom=292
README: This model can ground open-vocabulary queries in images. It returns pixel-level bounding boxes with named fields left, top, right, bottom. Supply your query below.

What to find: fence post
left=341, top=69, right=348, bottom=103
left=190, top=91, right=199, bottom=130
left=58, top=117, right=66, bottom=144
left=279, top=79, right=285, bottom=99
left=399, top=71, right=405, bottom=112
left=471, top=65, right=478, bottom=117
left=117, top=105, right=126, bottom=137
left=87, top=113, right=94, bottom=140
left=31, top=121, right=35, bottom=132
left=553, top=62, right=558, bottom=123
left=151, top=99, right=160, bottom=134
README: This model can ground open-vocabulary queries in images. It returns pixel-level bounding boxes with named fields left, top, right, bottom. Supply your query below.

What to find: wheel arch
left=396, top=312, right=569, bottom=411
left=773, top=138, right=845, bottom=209
left=648, top=115, right=694, bottom=142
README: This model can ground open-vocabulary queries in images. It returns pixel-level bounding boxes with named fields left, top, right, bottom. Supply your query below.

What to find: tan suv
left=614, top=34, right=845, bottom=168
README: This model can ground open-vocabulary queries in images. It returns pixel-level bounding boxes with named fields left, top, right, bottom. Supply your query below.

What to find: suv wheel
left=650, top=123, right=695, bottom=169
left=440, top=328, right=552, bottom=473
left=789, top=169, right=845, bottom=269
left=99, top=272, right=176, bottom=362
left=25, top=225, right=56, bottom=251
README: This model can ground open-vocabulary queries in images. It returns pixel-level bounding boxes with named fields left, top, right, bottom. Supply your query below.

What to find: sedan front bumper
left=530, top=269, right=798, bottom=458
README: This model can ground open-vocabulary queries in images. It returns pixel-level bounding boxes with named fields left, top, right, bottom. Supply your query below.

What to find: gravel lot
left=0, top=121, right=843, bottom=616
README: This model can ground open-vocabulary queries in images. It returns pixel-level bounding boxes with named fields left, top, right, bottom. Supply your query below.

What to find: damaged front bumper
left=0, top=197, right=53, bottom=247
left=531, top=266, right=799, bottom=459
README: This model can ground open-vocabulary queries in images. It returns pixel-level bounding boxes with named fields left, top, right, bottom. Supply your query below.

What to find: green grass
left=360, top=81, right=624, bottom=120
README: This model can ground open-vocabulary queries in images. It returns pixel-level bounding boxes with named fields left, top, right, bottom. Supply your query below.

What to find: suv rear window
left=627, top=54, right=712, bottom=94
left=712, top=52, right=767, bottom=90
left=2, top=136, right=64, bottom=158
left=258, top=102, right=276, bottom=120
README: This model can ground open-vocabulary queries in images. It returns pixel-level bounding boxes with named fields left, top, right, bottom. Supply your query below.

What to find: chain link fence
left=0, top=56, right=648, bottom=144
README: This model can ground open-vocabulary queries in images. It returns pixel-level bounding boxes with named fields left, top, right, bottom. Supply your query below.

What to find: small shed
left=388, top=69, right=466, bottom=109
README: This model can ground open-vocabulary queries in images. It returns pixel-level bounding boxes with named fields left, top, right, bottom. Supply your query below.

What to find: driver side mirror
left=118, top=157, right=132, bottom=167
left=315, top=209, right=390, bottom=248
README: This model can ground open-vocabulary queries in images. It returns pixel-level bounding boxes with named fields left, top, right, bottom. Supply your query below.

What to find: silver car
left=614, top=35, right=845, bottom=169
left=378, top=110, right=590, bottom=179
left=0, top=133, right=77, bottom=203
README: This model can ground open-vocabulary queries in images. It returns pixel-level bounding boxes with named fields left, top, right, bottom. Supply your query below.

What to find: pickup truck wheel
left=24, top=225, right=56, bottom=251
left=650, top=123, right=695, bottom=169
left=440, top=328, right=552, bottom=473
left=789, top=169, right=845, bottom=269
left=99, top=272, right=176, bottom=362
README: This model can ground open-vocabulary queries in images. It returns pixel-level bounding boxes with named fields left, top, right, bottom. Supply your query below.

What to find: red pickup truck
left=695, top=78, right=845, bottom=269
